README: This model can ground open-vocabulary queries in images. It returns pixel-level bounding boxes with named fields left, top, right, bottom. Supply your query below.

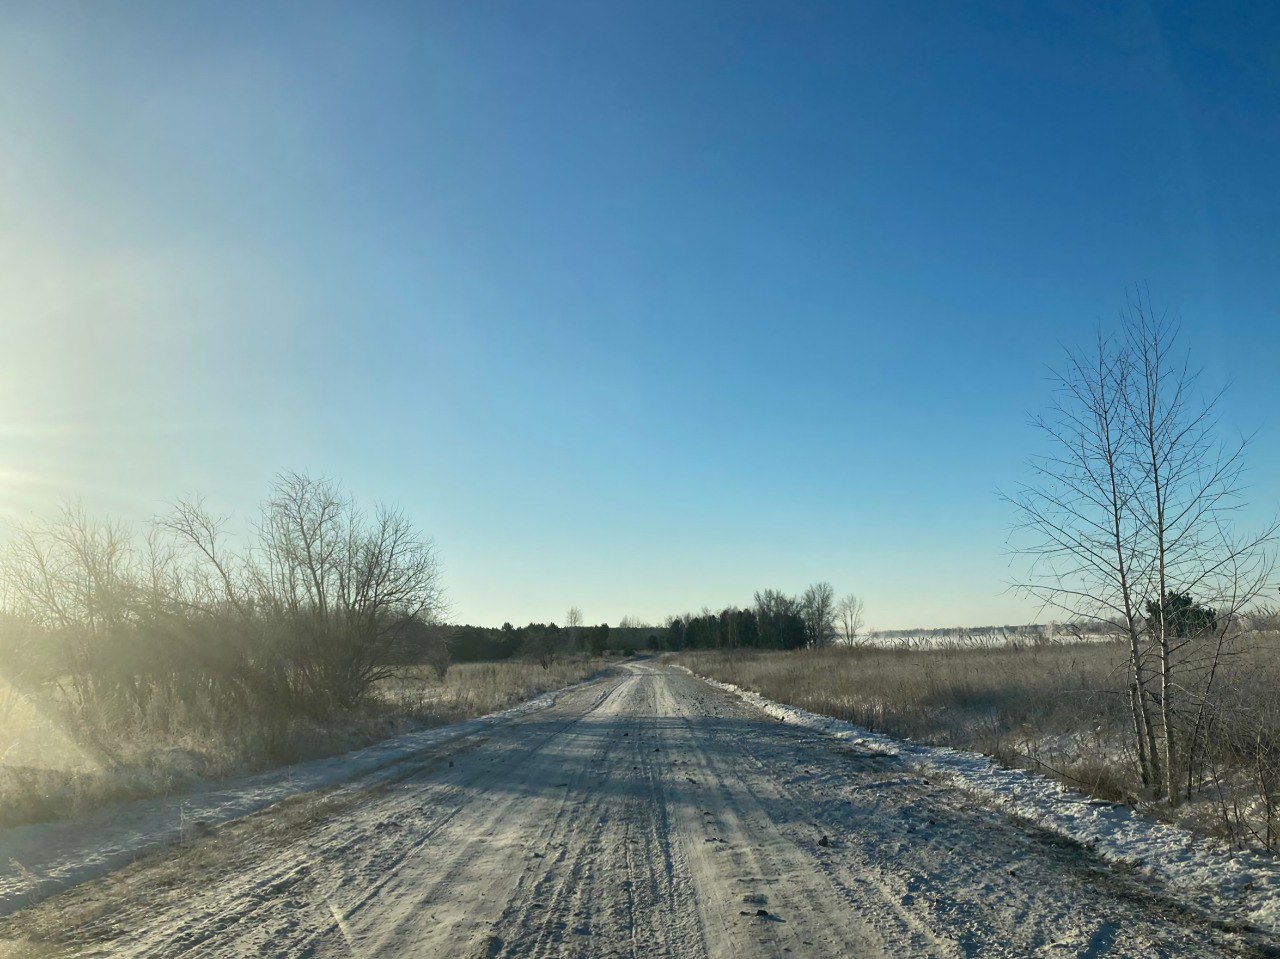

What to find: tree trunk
left=1158, top=624, right=1178, bottom=804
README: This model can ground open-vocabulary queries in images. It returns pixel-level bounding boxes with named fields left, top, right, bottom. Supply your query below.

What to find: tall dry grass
left=678, top=634, right=1280, bottom=849
left=0, top=656, right=605, bottom=829
left=679, top=642, right=1129, bottom=782
left=377, top=658, right=607, bottom=724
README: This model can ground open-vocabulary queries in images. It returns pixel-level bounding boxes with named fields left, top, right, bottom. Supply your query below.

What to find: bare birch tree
left=1009, top=295, right=1276, bottom=802
left=1122, top=304, right=1277, bottom=801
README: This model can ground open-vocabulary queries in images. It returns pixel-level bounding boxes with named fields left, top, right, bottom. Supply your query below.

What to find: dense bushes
left=0, top=474, right=446, bottom=744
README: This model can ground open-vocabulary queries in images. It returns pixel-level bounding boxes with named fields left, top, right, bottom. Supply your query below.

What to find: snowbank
left=683, top=666, right=1280, bottom=934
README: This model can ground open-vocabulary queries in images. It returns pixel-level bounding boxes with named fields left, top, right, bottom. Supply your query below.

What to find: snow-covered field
left=0, top=663, right=1273, bottom=957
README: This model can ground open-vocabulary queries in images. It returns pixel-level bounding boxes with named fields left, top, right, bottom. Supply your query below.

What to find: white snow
left=684, top=667, right=1280, bottom=934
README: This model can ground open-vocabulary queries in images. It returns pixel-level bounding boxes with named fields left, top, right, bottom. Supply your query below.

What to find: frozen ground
left=0, top=663, right=1275, bottom=957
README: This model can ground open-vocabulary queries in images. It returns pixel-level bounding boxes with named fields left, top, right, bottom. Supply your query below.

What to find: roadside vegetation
left=677, top=296, right=1280, bottom=853
left=1008, top=297, right=1277, bottom=810
left=0, top=474, right=605, bottom=828
left=677, top=626, right=1280, bottom=852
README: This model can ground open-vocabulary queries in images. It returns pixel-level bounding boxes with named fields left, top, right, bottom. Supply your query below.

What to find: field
left=675, top=634, right=1280, bottom=849
left=0, top=657, right=604, bottom=829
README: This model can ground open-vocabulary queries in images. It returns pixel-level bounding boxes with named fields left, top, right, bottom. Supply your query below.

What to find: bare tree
left=801, top=582, right=837, bottom=647
left=1121, top=305, right=1277, bottom=801
left=1007, top=330, right=1162, bottom=788
left=260, top=473, right=444, bottom=710
left=1, top=504, right=143, bottom=709
left=563, top=605, right=583, bottom=653
left=167, top=473, right=446, bottom=713
left=836, top=593, right=865, bottom=645
left=1009, top=296, right=1276, bottom=802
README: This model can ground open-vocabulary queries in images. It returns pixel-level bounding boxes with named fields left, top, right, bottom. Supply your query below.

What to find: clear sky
left=2, top=2, right=1278, bottom=630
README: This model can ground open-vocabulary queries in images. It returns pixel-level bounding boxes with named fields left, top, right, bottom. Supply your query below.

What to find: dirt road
left=2, top=664, right=1272, bottom=957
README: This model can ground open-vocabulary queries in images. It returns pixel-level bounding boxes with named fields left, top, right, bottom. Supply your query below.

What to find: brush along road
left=1, top=663, right=1270, bottom=957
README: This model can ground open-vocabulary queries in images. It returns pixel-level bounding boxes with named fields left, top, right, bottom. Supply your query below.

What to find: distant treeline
left=449, top=584, right=865, bottom=661
left=661, top=585, right=862, bottom=651
left=448, top=622, right=653, bottom=664
left=865, top=622, right=1111, bottom=641
left=660, top=602, right=806, bottom=651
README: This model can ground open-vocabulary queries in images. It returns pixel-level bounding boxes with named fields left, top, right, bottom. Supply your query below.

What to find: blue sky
left=1, top=2, right=1278, bottom=629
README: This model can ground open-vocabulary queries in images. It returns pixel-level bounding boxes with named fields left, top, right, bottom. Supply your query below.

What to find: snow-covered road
left=1, top=664, right=1272, bottom=957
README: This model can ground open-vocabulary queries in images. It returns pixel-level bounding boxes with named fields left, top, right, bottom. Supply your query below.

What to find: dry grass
left=677, top=634, right=1280, bottom=845
left=377, top=658, right=609, bottom=724
left=677, top=642, right=1131, bottom=778
left=0, top=657, right=605, bottom=829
